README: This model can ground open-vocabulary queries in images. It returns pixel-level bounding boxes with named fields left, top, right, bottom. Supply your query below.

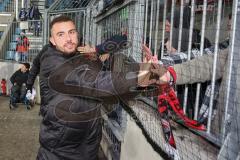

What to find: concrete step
left=29, top=40, right=42, bottom=44
left=0, top=13, right=13, bottom=23
left=28, top=37, right=42, bottom=41
left=31, top=0, right=45, bottom=14
left=29, top=44, right=42, bottom=49
left=38, top=6, right=45, bottom=10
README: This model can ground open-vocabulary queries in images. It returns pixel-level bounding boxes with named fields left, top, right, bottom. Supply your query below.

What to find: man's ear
left=50, top=37, right=56, bottom=46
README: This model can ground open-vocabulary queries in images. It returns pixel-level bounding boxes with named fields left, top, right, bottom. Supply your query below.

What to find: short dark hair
left=21, top=63, right=30, bottom=69
left=50, top=15, right=76, bottom=32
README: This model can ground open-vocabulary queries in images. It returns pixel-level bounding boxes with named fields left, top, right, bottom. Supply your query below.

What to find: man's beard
left=57, top=42, right=77, bottom=56
left=62, top=49, right=77, bottom=58
left=64, top=42, right=77, bottom=53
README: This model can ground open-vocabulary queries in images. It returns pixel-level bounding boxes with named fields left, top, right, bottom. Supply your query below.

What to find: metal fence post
left=16, top=0, right=19, bottom=21
left=43, top=10, right=49, bottom=45
left=194, top=0, right=208, bottom=120
left=221, top=0, right=240, bottom=141
left=207, top=0, right=223, bottom=134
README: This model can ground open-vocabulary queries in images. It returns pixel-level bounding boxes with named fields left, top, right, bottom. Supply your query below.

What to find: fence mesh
left=86, top=0, right=239, bottom=159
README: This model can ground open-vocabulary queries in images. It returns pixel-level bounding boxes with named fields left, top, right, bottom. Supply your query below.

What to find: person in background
left=147, top=11, right=239, bottom=157
left=10, top=63, right=30, bottom=109
left=28, top=4, right=42, bottom=36
left=164, top=2, right=211, bottom=55
left=27, top=15, right=156, bottom=160
left=15, top=30, right=29, bottom=62
left=32, top=6, right=42, bottom=36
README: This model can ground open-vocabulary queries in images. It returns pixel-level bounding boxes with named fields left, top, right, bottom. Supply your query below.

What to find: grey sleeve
left=173, top=49, right=228, bottom=85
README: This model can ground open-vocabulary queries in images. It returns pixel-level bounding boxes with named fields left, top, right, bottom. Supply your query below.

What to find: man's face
left=50, top=21, right=78, bottom=54
left=20, top=65, right=28, bottom=73
left=165, top=20, right=171, bottom=32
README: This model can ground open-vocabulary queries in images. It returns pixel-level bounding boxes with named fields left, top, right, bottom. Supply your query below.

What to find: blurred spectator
left=164, top=3, right=211, bottom=54
left=15, top=30, right=29, bottom=62
left=19, top=8, right=28, bottom=21
left=9, top=63, right=30, bottom=109
left=28, top=5, right=42, bottom=36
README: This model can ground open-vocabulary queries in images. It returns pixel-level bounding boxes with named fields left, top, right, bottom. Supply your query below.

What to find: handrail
left=0, top=0, right=15, bottom=13
left=0, top=14, right=14, bottom=60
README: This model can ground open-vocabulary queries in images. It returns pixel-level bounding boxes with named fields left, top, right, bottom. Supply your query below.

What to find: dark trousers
left=10, top=84, right=27, bottom=105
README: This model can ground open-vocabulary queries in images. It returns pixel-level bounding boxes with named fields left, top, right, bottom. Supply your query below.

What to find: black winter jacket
left=30, top=46, right=139, bottom=160
left=10, top=69, right=29, bottom=86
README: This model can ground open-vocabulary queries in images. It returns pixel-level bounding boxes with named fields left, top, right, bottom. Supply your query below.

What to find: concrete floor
left=0, top=96, right=40, bottom=160
left=0, top=96, right=106, bottom=160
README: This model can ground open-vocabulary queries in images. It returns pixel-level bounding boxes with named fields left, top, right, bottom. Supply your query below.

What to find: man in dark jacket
left=10, top=63, right=30, bottom=109
left=27, top=15, right=161, bottom=160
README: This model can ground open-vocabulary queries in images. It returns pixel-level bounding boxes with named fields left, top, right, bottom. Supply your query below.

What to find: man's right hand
left=77, top=45, right=96, bottom=54
left=138, top=62, right=170, bottom=86
left=138, top=44, right=173, bottom=86
left=151, top=69, right=171, bottom=84
left=26, top=90, right=32, bottom=100
left=77, top=45, right=98, bottom=60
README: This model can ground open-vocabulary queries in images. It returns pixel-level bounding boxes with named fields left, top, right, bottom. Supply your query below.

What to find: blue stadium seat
left=2, top=0, right=6, bottom=8
left=10, top=42, right=17, bottom=51
left=13, top=35, right=19, bottom=42
left=5, top=51, right=15, bottom=60
left=0, top=6, right=3, bottom=12
left=0, top=31, right=3, bottom=39
left=15, top=28, right=21, bottom=35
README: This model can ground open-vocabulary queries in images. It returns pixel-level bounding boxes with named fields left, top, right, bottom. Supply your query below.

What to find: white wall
left=120, top=116, right=163, bottom=160
left=0, top=62, right=22, bottom=95
left=100, top=114, right=164, bottom=160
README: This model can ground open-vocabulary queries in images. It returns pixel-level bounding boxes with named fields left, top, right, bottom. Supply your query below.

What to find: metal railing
left=1, top=20, right=44, bottom=63
left=48, top=0, right=90, bottom=11
left=0, top=0, right=26, bottom=16
left=0, top=0, right=15, bottom=12
left=133, top=0, right=233, bottom=142
left=0, top=17, right=14, bottom=60
left=84, top=1, right=141, bottom=158
left=85, top=0, right=236, bottom=159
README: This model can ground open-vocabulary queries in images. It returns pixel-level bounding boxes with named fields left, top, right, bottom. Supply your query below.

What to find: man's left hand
left=99, top=53, right=110, bottom=62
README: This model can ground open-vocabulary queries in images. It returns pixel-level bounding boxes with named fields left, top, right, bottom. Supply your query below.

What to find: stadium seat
left=5, top=51, right=15, bottom=60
